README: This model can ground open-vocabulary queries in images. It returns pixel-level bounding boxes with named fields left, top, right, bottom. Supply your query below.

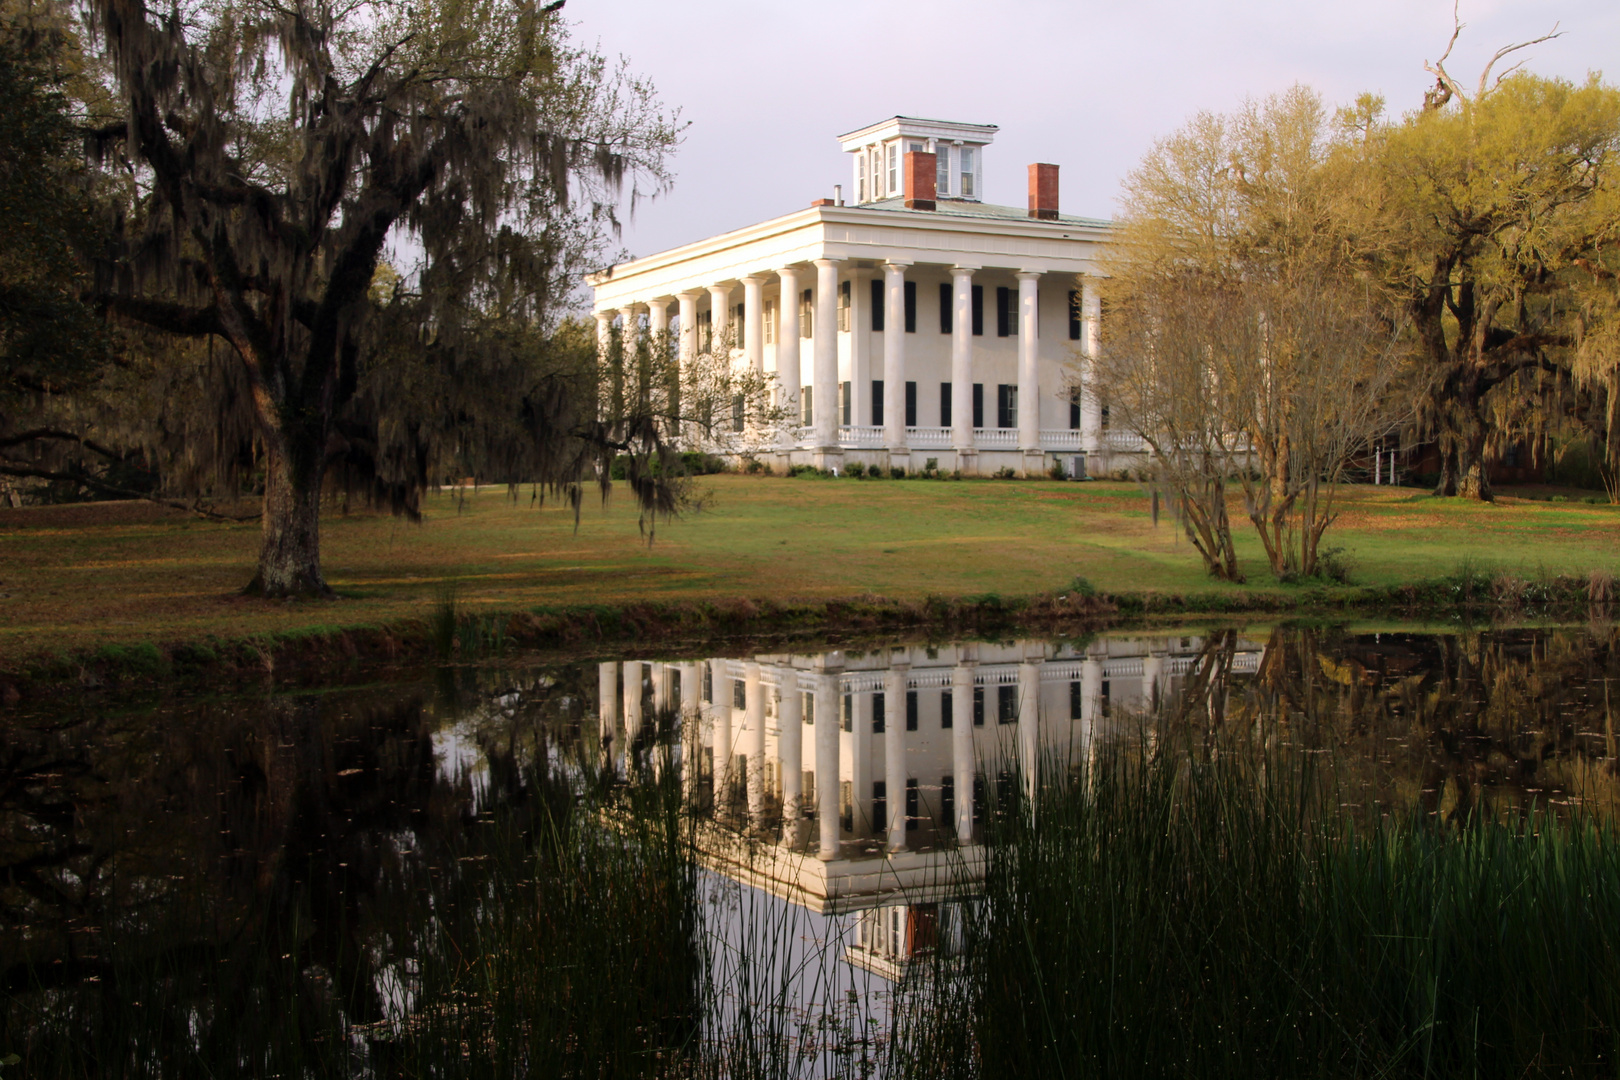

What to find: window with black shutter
left=941, top=775, right=955, bottom=823
left=972, top=383, right=984, bottom=428
left=842, top=692, right=853, bottom=732
left=870, top=278, right=884, bottom=331
left=1068, top=289, right=1082, bottom=340
left=872, top=781, right=886, bottom=833
left=906, top=690, right=918, bottom=731
left=904, top=281, right=916, bottom=333
left=732, top=679, right=745, bottom=709
left=800, top=289, right=813, bottom=337
left=996, top=286, right=1013, bottom=337
left=971, top=285, right=984, bottom=336
left=973, top=685, right=985, bottom=726
left=871, top=380, right=884, bottom=426
left=941, top=688, right=953, bottom=728
left=905, top=779, right=919, bottom=830
left=905, top=381, right=917, bottom=426
left=1070, top=680, right=1083, bottom=720
left=997, top=385, right=1016, bottom=428
left=872, top=692, right=885, bottom=733
left=1069, top=389, right=1082, bottom=430
left=939, top=383, right=952, bottom=427
left=939, top=282, right=952, bottom=333
left=838, top=280, right=850, bottom=331
left=997, top=684, right=1017, bottom=723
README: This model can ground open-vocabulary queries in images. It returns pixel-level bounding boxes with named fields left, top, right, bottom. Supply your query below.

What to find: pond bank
left=4, top=568, right=1612, bottom=707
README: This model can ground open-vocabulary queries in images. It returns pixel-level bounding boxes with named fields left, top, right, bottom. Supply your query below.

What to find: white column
left=951, top=266, right=977, bottom=451
left=884, top=664, right=909, bottom=852
left=622, top=661, right=643, bottom=772
left=952, top=662, right=976, bottom=840
left=1144, top=651, right=1166, bottom=713
left=597, top=661, right=618, bottom=760
left=742, top=275, right=765, bottom=374
left=779, top=673, right=804, bottom=835
left=1019, top=661, right=1041, bottom=809
left=679, top=662, right=700, bottom=798
left=713, top=664, right=733, bottom=806
left=745, top=662, right=765, bottom=825
left=646, top=298, right=669, bottom=338
left=814, top=673, right=840, bottom=860
left=708, top=284, right=732, bottom=352
left=618, top=305, right=639, bottom=356
left=1081, top=276, right=1102, bottom=454
left=849, top=267, right=870, bottom=430
left=677, top=290, right=701, bottom=375
left=883, top=262, right=910, bottom=451
left=813, top=258, right=840, bottom=448
left=852, top=691, right=871, bottom=833
left=1017, top=271, right=1041, bottom=453
left=594, top=311, right=614, bottom=358
left=776, top=267, right=802, bottom=440
left=1082, top=657, right=1103, bottom=722
left=651, top=662, right=670, bottom=715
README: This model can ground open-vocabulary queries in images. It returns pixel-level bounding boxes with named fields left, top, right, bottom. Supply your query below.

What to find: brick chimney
left=1028, top=162, right=1059, bottom=220
left=904, top=151, right=937, bottom=210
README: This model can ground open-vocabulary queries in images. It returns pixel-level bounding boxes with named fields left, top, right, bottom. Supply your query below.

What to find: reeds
left=916, top=738, right=1620, bottom=1079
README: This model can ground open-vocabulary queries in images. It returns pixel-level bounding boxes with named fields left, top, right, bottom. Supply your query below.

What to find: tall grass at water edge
left=906, top=741, right=1620, bottom=1080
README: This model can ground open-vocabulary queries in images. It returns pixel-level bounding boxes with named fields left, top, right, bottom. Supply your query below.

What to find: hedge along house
left=586, top=116, right=1132, bottom=477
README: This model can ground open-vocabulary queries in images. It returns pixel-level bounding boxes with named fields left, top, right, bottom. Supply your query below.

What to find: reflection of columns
left=952, top=662, right=976, bottom=840
left=708, top=284, right=732, bottom=354
left=1019, top=661, right=1041, bottom=808
left=951, top=266, right=977, bottom=451
left=779, top=676, right=804, bottom=834
left=652, top=663, right=671, bottom=716
left=813, top=258, right=840, bottom=448
left=885, top=664, right=909, bottom=851
left=883, top=262, right=910, bottom=451
left=1080, top=276, right=1102, bottom=454
left=1016, top=272, right=1041, bottom=453
left=1144, top=651, right=1166, bottom=713
left=777, top=267, right=803, bottom=433
left=814, top=673, right=840, bottom=860
left=713, top=664, right=733, bottom=804
left=852, top=691, right=871, bottom=833
left=622, top=661, right=644, bottom=770
left=680, top=662, right=700, bottom=797
left=742, top=275, right=765, bottom=374
left=745, top=662, right=765, bottom=825
left=1082, top=657, right=1103, bottom=722
left=598, top=661, right=618, bottom=759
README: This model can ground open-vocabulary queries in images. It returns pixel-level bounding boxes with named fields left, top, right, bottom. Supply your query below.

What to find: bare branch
left=1423, top=0, right=1465, bottom=111
left=1477, top=23, right=1562, bottom=101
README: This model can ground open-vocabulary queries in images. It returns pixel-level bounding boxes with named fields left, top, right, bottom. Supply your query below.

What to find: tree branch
left=0, top=462, right=255, bottom=521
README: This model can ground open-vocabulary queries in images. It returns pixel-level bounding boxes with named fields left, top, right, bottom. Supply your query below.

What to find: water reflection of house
left=597, top=635, right=1260, bottom=974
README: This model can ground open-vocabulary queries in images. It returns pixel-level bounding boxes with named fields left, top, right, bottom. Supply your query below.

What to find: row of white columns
left=597, top=262, right=1104, bottom=455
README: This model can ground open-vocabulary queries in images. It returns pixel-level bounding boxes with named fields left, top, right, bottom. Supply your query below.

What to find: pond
left=4, top=623, right=1620, bottom=1078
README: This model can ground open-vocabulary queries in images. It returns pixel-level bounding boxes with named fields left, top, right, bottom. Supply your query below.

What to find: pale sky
left=567, top=0, right=1616, bottom=266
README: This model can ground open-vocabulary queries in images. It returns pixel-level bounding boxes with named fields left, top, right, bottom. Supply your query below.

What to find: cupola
left=837, top=116, right=997, bottom=205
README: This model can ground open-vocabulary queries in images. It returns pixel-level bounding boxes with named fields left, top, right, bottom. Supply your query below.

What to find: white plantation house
left=587, top=116, right=1131, bottom=477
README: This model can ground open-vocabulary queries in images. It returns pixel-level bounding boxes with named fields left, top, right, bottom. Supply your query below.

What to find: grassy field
left=2, top=475, right=1617, bottom=664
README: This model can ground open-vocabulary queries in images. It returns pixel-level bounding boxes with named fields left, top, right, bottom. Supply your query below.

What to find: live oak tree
left=82, top=0, right=681, bottom=596
left=1358, top=20, right=1620, bottom=499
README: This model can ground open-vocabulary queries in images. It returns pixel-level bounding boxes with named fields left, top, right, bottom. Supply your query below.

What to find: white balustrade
left=1040, top=429, right=1084, bottom=451
left=838, top=425, right=885, bottom=448
left=973, top=428, right=1017, bottom=449
left=905, top=426, right=952, bottom=447
left=1103, top=430, right=1146, bottom=452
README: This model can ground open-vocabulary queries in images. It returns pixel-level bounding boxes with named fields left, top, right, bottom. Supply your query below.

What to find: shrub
left=845, top=462, right=866, bottom=478
left=890, top=467, right=906, bottom=479
left=992, top=466, right=1018, bottom=480
left=1049, top=460, right=1068, bottom=481
left=1067, top=576, right=1098, bottom=598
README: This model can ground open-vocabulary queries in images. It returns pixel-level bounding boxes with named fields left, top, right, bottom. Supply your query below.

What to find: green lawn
left=2, top=476, right=1617, bottom=664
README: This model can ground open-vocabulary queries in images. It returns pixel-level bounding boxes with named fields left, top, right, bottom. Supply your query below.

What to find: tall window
left=838, top=280, right=850, bottom=332
left=872, top=692, right=885, bottom=733
left=996, top=286, right=1018, bottom=337
left=960, top=146, right=975, bottom=197
left=906, top=690, right=919, bottom=731
left=870, top=278, right=884, bottom=331
left=886, top=143, right=898, bottom=195
left=871, top=380, right=884, bottom=426
left=904, top=281, right=917, bottom=332
left=764, top=300, right=776, bottom=344
left=840, top=381, right=851, bottom=425
left=905, top=381, right=917, bottom=427
left=800, top=289, right=813, bottom=338
left=997, top=385, right=1017, bottom=429
left=1068, top=289, right=1082, bottom=340
left=801, top=386, right=812, bottom=426
left=935, top=143, right=951, bottom=196
left=1069, top=389, right=1082, bottom=430
left=971, top=285, right=984, bottom=336
left=697, top=308, right=712, bottom=351
left=939, top=282, right=952, bottom=334
left=939, top=382, right=952, bottom=427
left=997, top=684, right=1017, bottom=723
left=732, top=303, right=746, bottom=350
left=941, top=688, right=953, bottom=728
left=972, top=383, right=984, bottom=428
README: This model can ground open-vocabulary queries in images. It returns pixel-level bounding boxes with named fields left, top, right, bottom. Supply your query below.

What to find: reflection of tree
left=1156, top=626, right=1620, bottom=822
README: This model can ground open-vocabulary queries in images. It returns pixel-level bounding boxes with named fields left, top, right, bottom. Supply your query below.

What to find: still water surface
left=3, top=624, right=1618, bottom=1073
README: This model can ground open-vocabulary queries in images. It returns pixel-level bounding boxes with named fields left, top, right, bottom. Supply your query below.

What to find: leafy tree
left=81, top=0, right=681, bottom=595
left=1357, top=23, right=1620, bottom=499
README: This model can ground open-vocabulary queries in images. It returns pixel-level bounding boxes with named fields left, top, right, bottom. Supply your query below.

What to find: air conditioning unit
left=1071, top=454, right=1088, bottom=481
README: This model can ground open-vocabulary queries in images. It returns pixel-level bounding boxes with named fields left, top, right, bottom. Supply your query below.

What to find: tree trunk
left=245, top=441, right=330, bottom=598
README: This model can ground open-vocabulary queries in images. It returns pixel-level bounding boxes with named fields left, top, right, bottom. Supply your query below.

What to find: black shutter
left=905, top=779, right=919, bottom=831
left=971, top=285, right=984, bottom=336
left=904, top=281, right=916, bottom=332
left=906, top=690, right=918, bottom=730
left=939, top=282, right=952, bottom=333
left=1069, top=390, right=1082, bottom=430
left=873, top=692, right=885, bottom=733
left=1068, top=289, right=1081, bottom=340
left=871, top=278, right=884, bottom=331
left=998, top=684, right=1017, bottom=723
left=996, top=287, right=1011, bottom=337
left=940, top=382, right=952, bottom=427
left=941, top=775, right=954, bottom=822
left=972, top=383, right=984, bottom=428
left=941, top=688, right=953, bottom=728
left=871, top=380, right=884, bottom=426
left=872, top=781, right=886, bottom=833
left=1070, top=680, right=1083, bottom=720
left=905, top=381, right=917, bottom=427
left=973, top=685, right=985, bottom=726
